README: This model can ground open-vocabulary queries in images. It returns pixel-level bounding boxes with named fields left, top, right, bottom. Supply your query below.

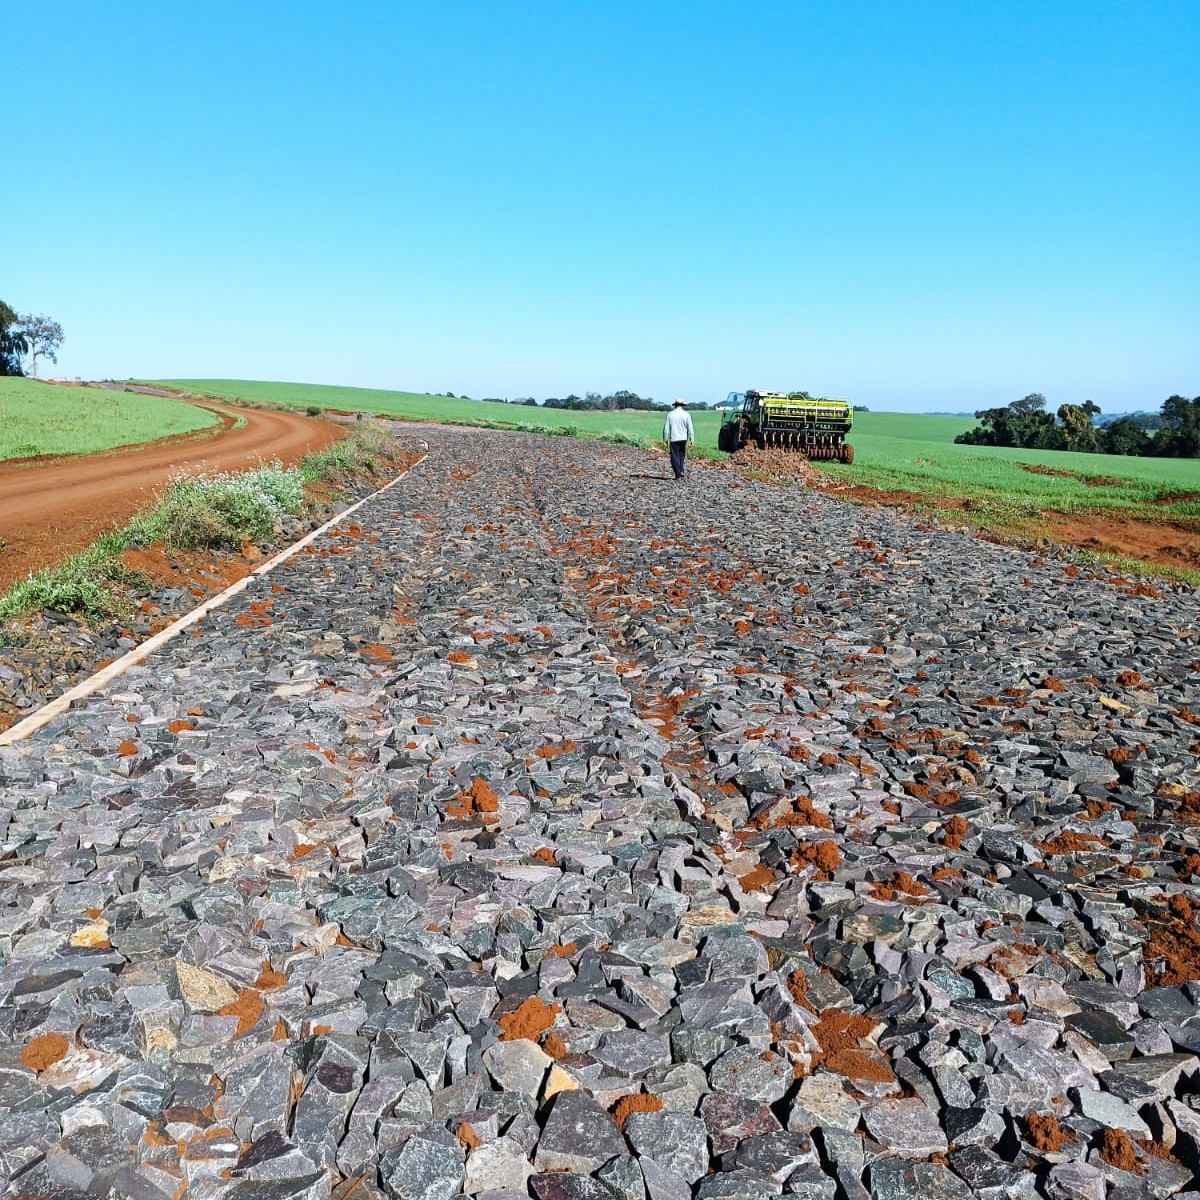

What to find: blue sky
left=5, top=1, right=1197, bottom=412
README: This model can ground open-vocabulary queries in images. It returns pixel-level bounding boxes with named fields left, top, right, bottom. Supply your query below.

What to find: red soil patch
left=787, top=970, right=816, bottom=1013
left=1099, top=1127, right=1141, bottom=1173
left=535, top=741, right=577, bottom=759
left=739, top=862, right=777, bottom=891
left=1036, top=831, right=1108, bottom=854
left=612, top=1093, right=663, bottom=1127
left=20, top=1032, right=69, bottom=1072
left=0, top=398, right=343, bottom=593
left=1175, top=791, right=1200, bottom=820
left=541, top=1032, right=568, bottom=1060
left=788, top=840, right=841, bottom=878
left=1146, top=895, right=1200, bottom=985
left=497, top=996, right=559, bottom=1042
left=1023, top=1113, right=1070, bottom=1151
left=255, top=963, right=288, bottom=990
left=807, top=481, right=1200, bottom=575
left=1041, top=512, right=1200, bottom=573
left=808, top=1008, right=894, bottom=1082
left=869, top=871, right=929, bottom=901
left=942, top=815, right=968, bottom=850
left=746, top=794, right=833, bottom=834
left=455, top=1123, right=482, bottom=1152
left=217, top=989, right=265, bottom=1037
left=445, top=777, right=500, bottom=821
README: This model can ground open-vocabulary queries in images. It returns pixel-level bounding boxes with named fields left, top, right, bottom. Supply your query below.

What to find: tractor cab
left=718, top=393, right=750, bottom=451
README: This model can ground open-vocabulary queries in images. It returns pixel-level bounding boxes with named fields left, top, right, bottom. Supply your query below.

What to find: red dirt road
left=0, top=403, right=343, bottom=592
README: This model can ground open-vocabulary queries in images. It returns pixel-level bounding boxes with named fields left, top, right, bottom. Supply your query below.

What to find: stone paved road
left=1, top=428, right=1198, bottom=1200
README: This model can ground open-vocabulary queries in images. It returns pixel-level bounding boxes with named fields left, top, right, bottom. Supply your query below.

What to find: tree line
left=955, top=393, right=1199, bottom=458
left=479, top=391, right=716, bottom=411
left=0, top=299, right=65, bottom=377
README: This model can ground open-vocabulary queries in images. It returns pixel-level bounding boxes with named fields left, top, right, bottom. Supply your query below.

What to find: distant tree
left=0, top=300, right=27, bottom=376
left=16, top=313, right=64, bottom=378
left=1157, top=395, right=1200, bottom=457
left=1100, top=418, right=1151, bottom=457
left=521, top=397, right=538, bottom=406
left=853, top=405, right=870, bottom=412
left=1056, top=400, right=1101, bottom=453
left=1011, top=392, right=1047, bottom=415
left=957, top=393, right=1058, bottom=448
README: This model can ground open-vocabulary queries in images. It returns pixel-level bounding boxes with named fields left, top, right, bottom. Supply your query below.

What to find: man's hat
left=673, top=397, right=685, bottom=406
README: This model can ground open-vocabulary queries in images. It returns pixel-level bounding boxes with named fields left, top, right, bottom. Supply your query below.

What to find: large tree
left=17, top=314, right=64, bottom=377
left=1100, top=418, right=1151, bottom=457
left=1056, top=400, right=1101, bottom=453
left=1157, top=395, right=1200, bottom=458
left=0, top=301, right=27, bottom=376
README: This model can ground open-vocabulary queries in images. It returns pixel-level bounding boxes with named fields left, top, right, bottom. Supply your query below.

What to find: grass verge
left=0, top=425, right=403, bottom=621
left=0, top=535, right=147, bottom=621
left=0, top=379, right=218, bottom=461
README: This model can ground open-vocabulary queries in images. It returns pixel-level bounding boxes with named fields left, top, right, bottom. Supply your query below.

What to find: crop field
left=152, top=378, right=726, bottom=455
left=0, top=379, right=218, bottom=461
left=823, top=412, right=1200, bottom=524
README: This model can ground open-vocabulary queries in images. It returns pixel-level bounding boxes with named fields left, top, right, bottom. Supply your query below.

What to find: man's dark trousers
left=669, top=440, right=687, bottom=479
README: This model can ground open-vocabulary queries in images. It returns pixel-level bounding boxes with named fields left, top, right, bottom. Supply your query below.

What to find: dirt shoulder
left=716, top=449, right=1199, bottom=579
left=821, top=481, right=1200, bottom=576
left=0, top=402, right=343, bottom=592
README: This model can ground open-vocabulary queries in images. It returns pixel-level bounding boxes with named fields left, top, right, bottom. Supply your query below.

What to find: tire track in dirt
left=0, top=402, right=344, bottom=591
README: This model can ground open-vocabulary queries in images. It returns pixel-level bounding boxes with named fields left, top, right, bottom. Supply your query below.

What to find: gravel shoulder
left=0, top=427, right=1197, bottom=1198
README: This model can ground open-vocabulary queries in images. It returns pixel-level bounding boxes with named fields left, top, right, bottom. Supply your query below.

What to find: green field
left=153, top=378, right=727, bottom=455
left=820, top=411, right=1200, bottom=524
left=0, top=379, right=218, bottom=461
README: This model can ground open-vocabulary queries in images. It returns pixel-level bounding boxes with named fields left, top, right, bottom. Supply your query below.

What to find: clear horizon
left=6, top=1, right=1197, bottom=414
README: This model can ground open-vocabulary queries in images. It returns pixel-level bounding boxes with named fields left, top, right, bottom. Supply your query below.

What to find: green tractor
left=718, top=390, right=855, bottom=462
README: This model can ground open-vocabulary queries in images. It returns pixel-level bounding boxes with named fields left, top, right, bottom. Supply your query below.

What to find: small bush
left=127, top=460, right=304, bottom=550
left=301, top=424, right=396, bottom=483
left=0, top=541, right=142, bottom=620
left=600, top=430, right=648, bottom=448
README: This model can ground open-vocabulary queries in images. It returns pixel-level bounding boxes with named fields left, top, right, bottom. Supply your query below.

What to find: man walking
left=663, top=398, right=695, bottom=480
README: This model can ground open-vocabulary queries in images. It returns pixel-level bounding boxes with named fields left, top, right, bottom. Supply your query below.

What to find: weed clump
left=0, top=536, right=144, bottom=620
left=300, top=422, right=393, bottom=482
left=126, top=461, right=304, bottom=550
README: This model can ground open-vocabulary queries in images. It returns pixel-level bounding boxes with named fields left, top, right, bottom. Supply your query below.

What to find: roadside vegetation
left=0, top=379, right=217, bottom=460
left=0, top=423, right=399, bottom=620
